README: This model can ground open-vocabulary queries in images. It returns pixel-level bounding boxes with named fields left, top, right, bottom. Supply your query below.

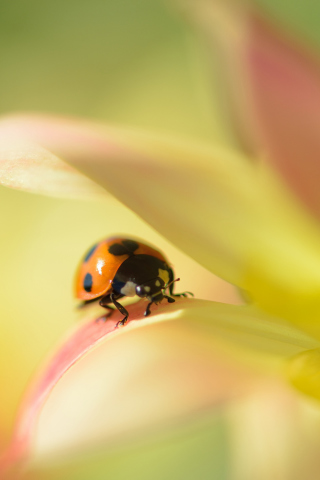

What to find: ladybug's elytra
left=75, top=237, right=191, bottom=327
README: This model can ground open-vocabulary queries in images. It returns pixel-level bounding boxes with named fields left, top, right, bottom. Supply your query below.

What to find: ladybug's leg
left=110, top=292, right=129, bottom=328
left=168, top=269, right=194, bottom=298
left=145, top=296, right=174, bottom=318
left=99, top=294, right=115, bottom=315
left=93, top=294, right=115, bottom=323
left=171, top=291, right=193, bottom=298
left=99, top=294, right=114, bottom=309
left=163, top=295, right=175, bottom=304
left=144, top=301, right=153, bottom=317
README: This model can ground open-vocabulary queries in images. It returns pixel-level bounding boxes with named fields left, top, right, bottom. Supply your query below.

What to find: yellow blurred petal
left=2, top=114, right=320, bottom=338
left=178, top=1, right=320, bottom=336
left=228, top=380, right=320, bottom=479
left=0, top=113, right=256, bottom=285
left=289, top=348, right=320, bottom=401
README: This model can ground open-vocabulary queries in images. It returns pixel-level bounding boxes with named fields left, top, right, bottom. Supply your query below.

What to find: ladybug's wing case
left=75, top=237, right=169, bottom=301
left=75, top=238, right=128, bottom=300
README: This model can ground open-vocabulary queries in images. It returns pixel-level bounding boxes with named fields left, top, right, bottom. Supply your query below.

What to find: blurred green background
left=0, top=0, right=227, bottom=142
left=1, top=0, right=320, bottom=478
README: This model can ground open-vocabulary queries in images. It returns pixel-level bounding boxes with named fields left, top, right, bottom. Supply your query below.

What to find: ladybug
left=75, top=237, right=191, bottom=327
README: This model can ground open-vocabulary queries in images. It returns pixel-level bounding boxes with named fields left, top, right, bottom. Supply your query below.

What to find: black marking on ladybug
left=122, top=239, right=139, bottom=253
left=84, top=243, right=98, bottom=262
left=84, top=272, right=93, bottom=292
left=108, top=243, right=128, bottom=256
left=108, top=239, right=139, bottom=256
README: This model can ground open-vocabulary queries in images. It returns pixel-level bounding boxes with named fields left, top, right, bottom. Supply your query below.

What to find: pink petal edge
left=246, top=15, right=320, bottom=220
left=188, top=4, right=320, bottom=219
left=0, top=301, right=146, bottom=476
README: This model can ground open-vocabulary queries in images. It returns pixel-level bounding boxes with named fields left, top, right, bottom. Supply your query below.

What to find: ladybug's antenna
left=163, top=277, right=180, bottom=291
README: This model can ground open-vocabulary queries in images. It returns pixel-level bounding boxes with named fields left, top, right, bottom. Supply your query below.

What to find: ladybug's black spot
left=108, top=243, right=128, bottom=256
left=84, top=273, right=93, bottom=292
left=84, top=243, right=98, bottom=262
left=121, top=240, right=139, bottom=253
left=108, top=240, right=139, bottom=256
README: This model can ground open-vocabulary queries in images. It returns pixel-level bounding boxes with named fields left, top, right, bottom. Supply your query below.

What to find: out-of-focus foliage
left=0, top=0, right=230, bottom=144
left=252, top=0, right=320, bottom=49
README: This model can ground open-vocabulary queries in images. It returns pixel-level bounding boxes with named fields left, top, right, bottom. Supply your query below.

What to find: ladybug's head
left=135, top=277, right=165, bottom=302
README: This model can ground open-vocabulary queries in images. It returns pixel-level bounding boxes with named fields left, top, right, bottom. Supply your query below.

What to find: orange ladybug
left=75, top=237, right=191, bottom=327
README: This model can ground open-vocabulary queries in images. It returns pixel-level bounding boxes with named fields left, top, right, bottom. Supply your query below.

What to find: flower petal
left=0, top=119, right=107, bottom=198
left=22, top=382, right=320, bottom=480
left=186, top=2, right=320, bottom=219
left=4, top=114, right=320, bottom=339
left=1, top=299, right=315, bottom=472
left=3, top=113, right=320, bottom=307
left=228, top=380, right=320, bottom=479
left=289, top=348, right=320, bottom=401
left=246, top=16, right=320, bottom=221
left=0, top=113, right=256, bottom=286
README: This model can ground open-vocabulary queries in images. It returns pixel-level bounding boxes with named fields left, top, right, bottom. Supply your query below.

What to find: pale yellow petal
left=2, top=115, right=320, bottom=338
left=228, top=381, right=320, bottom=480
